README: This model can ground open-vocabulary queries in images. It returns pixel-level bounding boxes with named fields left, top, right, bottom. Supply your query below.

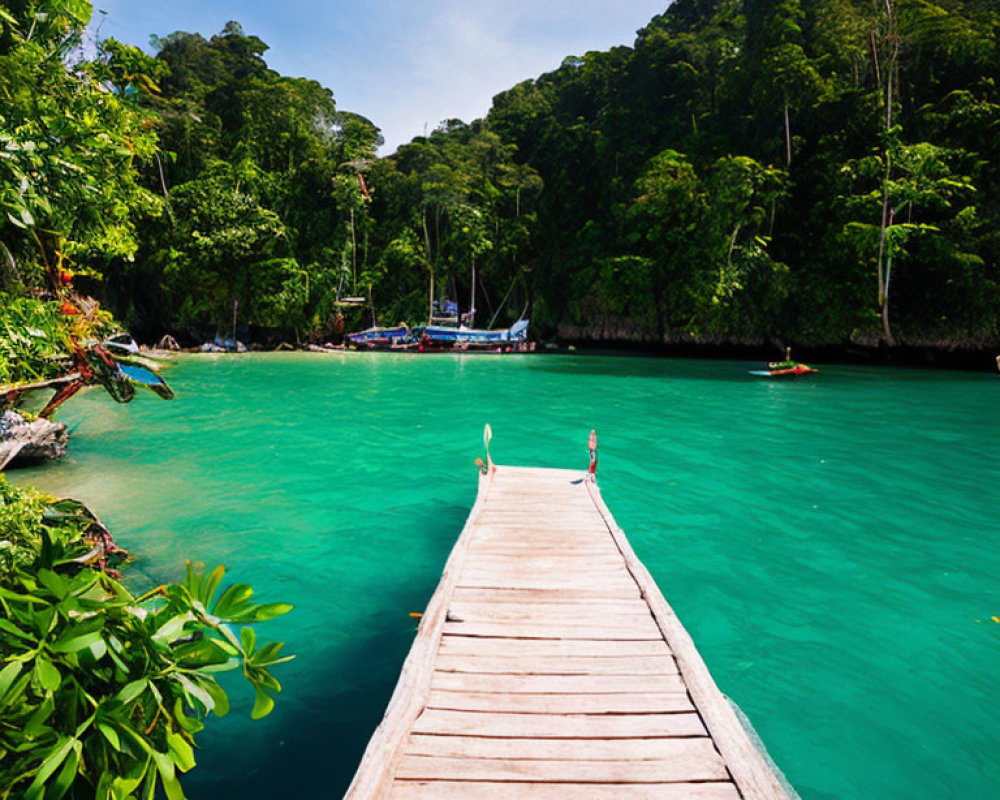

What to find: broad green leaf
left=200, top=677, right=230, bottom=718
left=59, top=0, right=94, bottom=26
left=176, top=673, right=215, bottom=713
left=32, top=607, right=57, bottom=638
left=87, top=637, right=109, bottom=661
left=198, top=564, right=226, bottom=607
left=116, top=678, right=149, bottom=705
left=248, top=602, right=293, bottom=622
left=251, top=669, right=281, bottom=692
left=50, top=629, right=104, bottom=653
left=212, top=584, right=254, bottom=618
left=251, top=687, right=275, bottom=720
left=0, top=661, right=22, bottom=698
left=166, top=731, right=196, bottom=772
left=173, top=638, right=230, bottom=667
left=0, top=672, right=31, bottom=711
left=252, top=641, right=292, bottom=667
left=46, top=739, right=82, bottom=800
left=151, top=750, right=184, bottom=800
left=239, top=627, right=255, bottom=656
left=152, top=614, right=188, bottom=644
left=25, top=694, right=56, bottom=738
left=34, top=656, right=61, bottom=692
left=172, top=698, right=205, bottom=735
left=24, top=736, right=74, bottom=800
left=0, top=618, right=34, bottom=642
left=98, top=722, right=122, bottom=752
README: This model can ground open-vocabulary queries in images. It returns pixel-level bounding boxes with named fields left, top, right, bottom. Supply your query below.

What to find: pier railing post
left=484, top=423, right=494, bottom=473
left=587, top=429, right=598, bottom=481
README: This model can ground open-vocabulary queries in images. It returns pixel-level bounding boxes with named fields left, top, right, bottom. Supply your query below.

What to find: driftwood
left=0, top=410, right=69, bottom=471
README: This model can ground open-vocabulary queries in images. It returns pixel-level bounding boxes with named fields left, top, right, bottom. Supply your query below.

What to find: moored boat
left=345, top=324, right=412, bottom=350
left=415, top=318, right=530, bottom=352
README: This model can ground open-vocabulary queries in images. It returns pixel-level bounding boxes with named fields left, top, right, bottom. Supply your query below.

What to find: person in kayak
left=768, top=346, right=795, bottom=371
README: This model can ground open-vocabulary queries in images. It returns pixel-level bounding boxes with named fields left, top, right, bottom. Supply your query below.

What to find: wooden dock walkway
left=346, top=434, right=792, bottom=800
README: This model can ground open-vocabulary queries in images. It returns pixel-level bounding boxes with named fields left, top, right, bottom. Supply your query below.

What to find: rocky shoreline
left=0, top=410, right=69, bottom=471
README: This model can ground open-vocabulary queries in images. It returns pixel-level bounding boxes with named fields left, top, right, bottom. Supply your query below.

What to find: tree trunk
left=882, top=252, right=895, bottom=345
left=423, top=210, right=434, bottom=322
left=784, top=103, right=792, bottom=166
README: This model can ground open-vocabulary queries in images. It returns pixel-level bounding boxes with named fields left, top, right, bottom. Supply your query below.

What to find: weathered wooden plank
left=411, top=709, right=707, bottom=738
left=482, top=499, right=596, bottom=508
left=441, top=621, right=662, bottom=640
left=430, top=671, right=687, bottom=695
left=435, top=654, right=678, bottom=675
left=461, top=555, right=624, bottom=568
left=466, top=542, right=614, bottom=552
left=466, top=547, right=615, bottom=556
left=456, top=577, right=640, bottom=596
left=458, top=569, right=633, bottom=582
left=469, top=526, right=614, bottom=537
left=403, top=734, right=721, bottom=763
left=426, top=690, right=693, bottom=714
left=475, top=514, right=609, bottom=526
left=462, top=554, right=623, bottom=562
left=452, top=587, right=645, bottom=603
left=389, top=782, right=741, bottom=800
left=446, top=600, right=652, bottom=620
left=438, top=636, right=669, bottom=657
left=395, top=754, right=729, bottom=783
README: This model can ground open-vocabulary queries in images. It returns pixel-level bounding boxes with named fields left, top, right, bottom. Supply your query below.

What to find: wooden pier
left=346, top=432, right=792, bottom=800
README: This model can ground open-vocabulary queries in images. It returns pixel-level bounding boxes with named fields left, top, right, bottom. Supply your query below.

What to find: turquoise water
left=13, top=353, right=999, bottom=800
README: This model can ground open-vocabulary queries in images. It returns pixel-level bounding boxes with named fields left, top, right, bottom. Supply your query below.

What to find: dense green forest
left=3, top=0, right=999, bottom=353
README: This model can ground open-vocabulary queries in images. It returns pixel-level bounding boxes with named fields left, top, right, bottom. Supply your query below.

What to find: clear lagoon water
left=12, top=352, right=999, bottom=800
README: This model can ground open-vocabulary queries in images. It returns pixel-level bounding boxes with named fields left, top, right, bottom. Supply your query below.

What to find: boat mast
left=469, top=255, right=475, bottom=328
left=428, top=267, right=434, bottom=326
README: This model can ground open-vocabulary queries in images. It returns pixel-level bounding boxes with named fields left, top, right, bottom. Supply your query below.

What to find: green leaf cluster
left=0, top=477, right=293, bottom=798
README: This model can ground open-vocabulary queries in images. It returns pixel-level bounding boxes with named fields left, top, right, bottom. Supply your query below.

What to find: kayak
left=749, top=363, right=818, bottom=377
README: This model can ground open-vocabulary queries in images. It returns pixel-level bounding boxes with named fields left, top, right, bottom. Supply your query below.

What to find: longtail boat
left=346, top=325, right=413, bottom=350
left=415, top=318, right=530, bottom=352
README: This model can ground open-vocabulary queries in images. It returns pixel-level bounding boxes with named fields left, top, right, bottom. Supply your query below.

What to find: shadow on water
left=184, top=500, right=469, bottom=800
left=187, top=587, right=428, bottom=798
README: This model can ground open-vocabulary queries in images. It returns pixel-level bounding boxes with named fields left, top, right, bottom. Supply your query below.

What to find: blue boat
left=346, top=325, right=413, bottom=350
left=415, top=319, right=530, bottom=351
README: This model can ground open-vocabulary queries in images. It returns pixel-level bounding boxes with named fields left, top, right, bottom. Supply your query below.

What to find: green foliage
left=12, top=4, right=995, bottom=348
left=0, top=477, right=293, bottom=799
left=0, top=295, right=74, bottom=384
left=480, top=0, right=999, bottom=345
left=0, top=0, right=162, bottom=284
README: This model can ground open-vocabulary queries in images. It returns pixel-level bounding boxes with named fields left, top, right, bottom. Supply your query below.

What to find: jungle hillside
left=3, top=0, right=999, bottom=356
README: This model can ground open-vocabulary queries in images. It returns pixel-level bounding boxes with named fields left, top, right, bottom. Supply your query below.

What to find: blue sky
left=86, top=0, right=669, bottom=153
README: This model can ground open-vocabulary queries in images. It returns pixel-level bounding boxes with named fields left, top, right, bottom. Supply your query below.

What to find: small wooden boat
left=346, top=325, right=411, bottom=350
left=415, top=319, right=530, bottom=352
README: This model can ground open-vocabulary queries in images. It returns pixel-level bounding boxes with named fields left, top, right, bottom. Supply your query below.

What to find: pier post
left=484, top=423, right=494, bottom=472
left=588, top=429, right=598, bottom=479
